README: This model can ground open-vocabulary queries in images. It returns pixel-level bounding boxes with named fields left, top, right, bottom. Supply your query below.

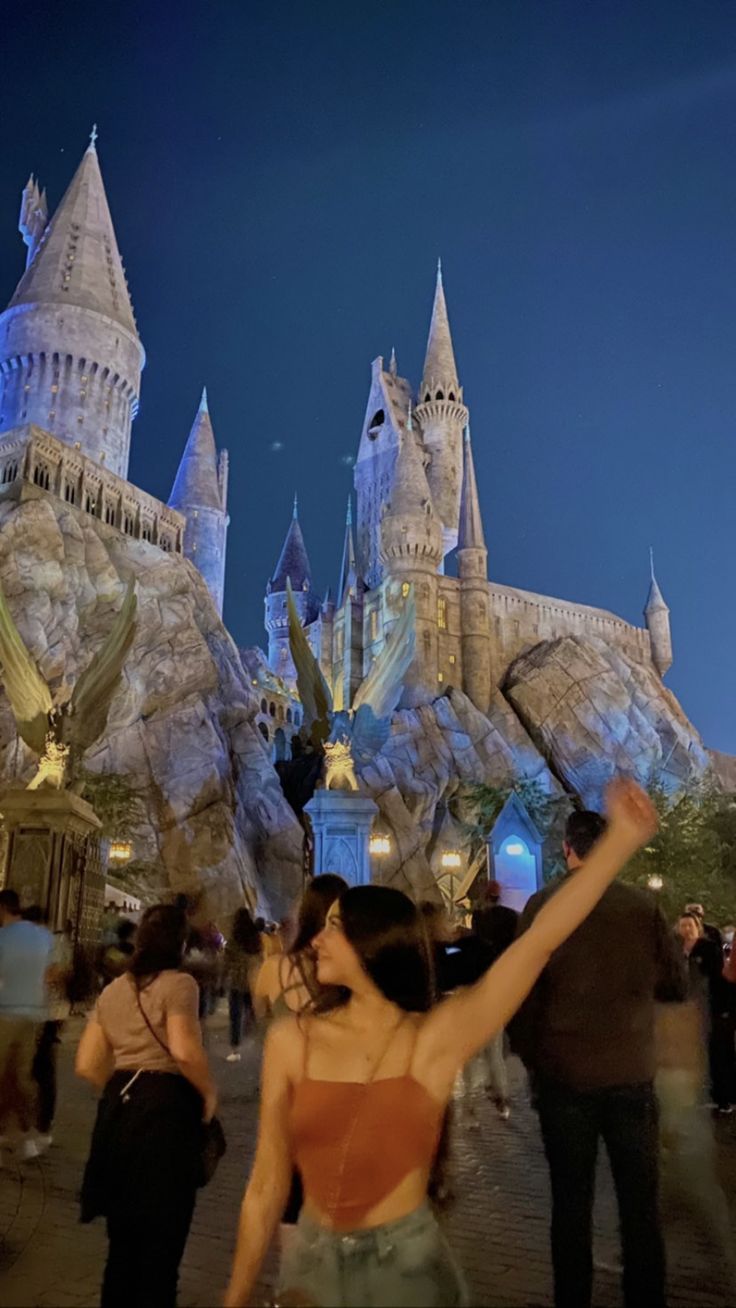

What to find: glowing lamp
left=647, top=873, right=664, bottom=891
left=108, top=840, right=133, bottom=866
left=441, top=851, right=462, bottom=870
left=505, top=842, right=524, bottom=856
left=369, top=834, right=391, bottom=856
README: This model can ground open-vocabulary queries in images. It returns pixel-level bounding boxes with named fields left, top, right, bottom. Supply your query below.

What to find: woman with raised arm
left=224, top=779, right=657, bottom=1308
left=253, top=873, right=348, bottom=1023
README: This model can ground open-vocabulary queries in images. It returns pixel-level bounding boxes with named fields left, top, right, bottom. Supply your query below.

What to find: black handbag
left=133, top=977, right=227, bottom=1187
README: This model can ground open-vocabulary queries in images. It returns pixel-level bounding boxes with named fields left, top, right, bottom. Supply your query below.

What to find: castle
left=0, top=132, right=229, bottom=614
left=265, top=262, right=673, bottom=717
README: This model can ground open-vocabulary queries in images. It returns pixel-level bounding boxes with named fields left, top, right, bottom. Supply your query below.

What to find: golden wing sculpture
left=286, top=578, right=332, bottom=745
left=0, top=580, right=54, bottom=755
left=351, top=587, right=416, bottom=720
left=61, top=579, right=137, bottom=760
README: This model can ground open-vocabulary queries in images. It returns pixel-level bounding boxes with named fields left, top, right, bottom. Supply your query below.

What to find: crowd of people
left=0, top=777, right=735, bottom=1307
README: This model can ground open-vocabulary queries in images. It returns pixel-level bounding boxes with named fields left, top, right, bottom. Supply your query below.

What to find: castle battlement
left=0, top=423, right=185, bottom=554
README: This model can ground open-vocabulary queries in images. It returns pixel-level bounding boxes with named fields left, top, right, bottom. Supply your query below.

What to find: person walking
left=224, top=779, right=658, bottom=1308
left=510, top=809, right=687, bottom=1308
left=77, top=904, right=218, bottom=1308
left=224, top=908, right=262, bottom=1062
left=0, top=890, right=54, bottom=1162
left=253, top=874, right=348, bottom=1022
left=678, top=911, right=736, bottom=1114
left=472, top=882, right=519, bottom=1119
left=22, top=907, right=73, bottom=1148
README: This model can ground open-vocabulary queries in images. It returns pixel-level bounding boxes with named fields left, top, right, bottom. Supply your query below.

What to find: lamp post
left=108, top=840, right=133, bottom=868
left=647, top=873, right=664, bottom=892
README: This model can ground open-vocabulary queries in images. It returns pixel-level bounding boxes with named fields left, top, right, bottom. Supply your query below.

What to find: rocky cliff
left=0, top=493, right=304, bottom=919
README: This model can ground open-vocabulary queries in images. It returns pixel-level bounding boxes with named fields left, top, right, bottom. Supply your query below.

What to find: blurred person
left=99, top=918, right=136, bottom=987
left=77, top=904, right=218, bottom=1308
left=657, top=922, right=735, bottom=1297
left=0, top=890, right=54, bottom=1161
left=685, top=902, right=723, bottom=952
left=23, top=908, right=73, bottom=1147
left=677, top=912, right=735, bottom=1114
left=224, top=908, right=262, bottom=1062
left=224, top=780, right=658, bottom=1308
left=511, top=809, right=687, bottom=1308
left=472, top=883, right=520, bottom=1120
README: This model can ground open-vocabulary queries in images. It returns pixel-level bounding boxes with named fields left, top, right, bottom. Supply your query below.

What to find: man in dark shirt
left=511, top=810, right=686, bottom=1308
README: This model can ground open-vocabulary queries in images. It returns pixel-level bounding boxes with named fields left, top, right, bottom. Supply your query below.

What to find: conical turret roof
left=270, top=496, right=314, bottom=592
left=8, top=137, right=138, bottom=338
left=458, top=426, right=486, bottom=550
left=169, top=389, right=223, bottom=511
left=645, top=548, right=669, bottom=612
left=421, top=260, right=460, bottom=395
left=337, top=496, right=357, bottom=602
left=387, top=410, right=436, bottom=518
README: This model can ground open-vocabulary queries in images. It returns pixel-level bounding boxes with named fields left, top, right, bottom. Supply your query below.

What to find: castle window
left=260, top=698, right=267, bottom=714
left=286, top=708, right=292, bottom=723
left=33, top=464, right=51, bottom=491
left=438, top=672, right=444, bottom=683
left=258, top=722, right=269, bottom=743
left=370, top=609, right=379, bottom=641
left=435, top=390, right=444, bottom=400
left=448, top=392, right=456, bottom=401
left=401, top=581, right=410, bottom=598
left=437, top=597, right=447, bottom=630
left=142, top=524, right=152, bottom=542
left=367, top=409, right=384, bottom=440
left=160, top=536, right=171, bottom=553
left=449, top=654, right=456, bottom=665
left=424, top=393, right=430, bottom=402
left=105, top=505, right=115, bottom=525
left=51, top=384, right=58, bottom=393
left=64, top=482, right=76, bottom=504
left=269, top=702, right=276, bottom=718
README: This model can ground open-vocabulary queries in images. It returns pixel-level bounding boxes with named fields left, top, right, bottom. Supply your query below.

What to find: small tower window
left=448, top=392, right=456, bottom=401
left=449, top=654, right=456, bottom=666
left=260, top=698, right=267, bottom=714
left=269, top=702, right=276, bottom=717
left=437, top=597, right=447, bottom=630
left=367, top=409, right=384, bottom=440
left=401, top=581, right=410, bottom=598
left=370, top=609, right=379, bottom=641
left=435, top=390, right=444, bottom=400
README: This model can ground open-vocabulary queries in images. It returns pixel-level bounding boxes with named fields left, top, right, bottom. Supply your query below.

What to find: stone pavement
left=1, top=1012, right=735, bottom=1307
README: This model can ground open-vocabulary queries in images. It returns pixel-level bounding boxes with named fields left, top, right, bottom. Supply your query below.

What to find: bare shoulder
left=256, top=953, right=281, bottom=990
left=264, top=1013, right=304, bottom=1080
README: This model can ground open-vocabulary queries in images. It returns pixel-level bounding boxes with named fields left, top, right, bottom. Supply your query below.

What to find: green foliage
left=623, top=780, right=736, bottom=924
left=77, top=769, right=147, bottom=842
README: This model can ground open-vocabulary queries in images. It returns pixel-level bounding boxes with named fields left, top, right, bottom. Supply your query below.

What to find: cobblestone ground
left=1, top=1012, right=734, bottom=1307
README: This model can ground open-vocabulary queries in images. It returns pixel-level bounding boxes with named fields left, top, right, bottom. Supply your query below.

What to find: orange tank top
left=289, top=1018, right=443, bottom=1230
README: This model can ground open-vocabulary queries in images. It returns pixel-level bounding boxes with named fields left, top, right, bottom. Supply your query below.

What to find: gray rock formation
left=358, top=685, right=561, bottom=898
left=0, top=494, right=303, bottom=919
left=504, top=635, right=711, bottom=807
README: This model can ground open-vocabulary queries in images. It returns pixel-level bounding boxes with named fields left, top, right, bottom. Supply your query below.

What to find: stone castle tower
left=169, top=388, right=229, bottom=614
left=265, top=264, right=673, bottom=718
left=0, top=132, right=229, bottom=615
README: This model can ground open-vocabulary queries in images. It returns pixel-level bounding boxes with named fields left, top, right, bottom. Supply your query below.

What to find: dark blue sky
left=2, top=1, right=735, bottom=751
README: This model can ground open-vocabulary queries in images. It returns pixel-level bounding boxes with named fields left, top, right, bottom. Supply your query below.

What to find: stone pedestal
left=0, top=786, right=103, bottom=944
left=305, top=789, right=379, bottom=887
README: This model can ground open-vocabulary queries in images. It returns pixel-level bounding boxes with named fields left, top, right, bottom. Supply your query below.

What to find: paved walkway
left=1, top=1012, right=734, bottom=1307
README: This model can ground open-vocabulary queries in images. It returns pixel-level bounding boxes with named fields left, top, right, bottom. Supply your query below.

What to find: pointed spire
left=338, top=495, right=357, bottom=603
left=645, top=548, right=668, bottom=612
left=168, top=394, right=223, bottom=511
left=420, top=261, right=460, bottom=397
left=7, top=139, right=138, bottom=337
left=199, top=385, right=209, bottom=414
left=407, top=401, right=413, bottom=432
left=387, top=426, right=436, bottom=519
left=458, top=425, right=486, bottom=551
left=293, top=491, right=299, bottom=519
left=270, top=500, right=313, bottom=593
left=389, top=346, right=397, bottom=376
left=89, top=123, right=99, bottom=150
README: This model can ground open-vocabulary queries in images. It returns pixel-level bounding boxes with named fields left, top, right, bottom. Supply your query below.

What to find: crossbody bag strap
left=130, top=974, right=173, bottom=1058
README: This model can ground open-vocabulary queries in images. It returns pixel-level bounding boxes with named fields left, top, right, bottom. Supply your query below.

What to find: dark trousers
left=709, top=1012, right=736, bottom=1109
left=537, top=1080, right=666, bottom=1308
left=228, top=988, right=253, bottom=1048
left=102, top=1195, right=196, bottom=1308
left=32, top=1020, right=61, bottom=1134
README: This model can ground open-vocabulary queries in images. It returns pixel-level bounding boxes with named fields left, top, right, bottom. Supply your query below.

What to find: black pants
left=709, top=1012, right=736, bottom=1109
left=32, top=1020, right=61, bottom=1134
left=102, top=1196, right=196, bottom=1308
left=537, top=1079, right=665, bottom=1308
left=228, top=988, right=253, bottom=1047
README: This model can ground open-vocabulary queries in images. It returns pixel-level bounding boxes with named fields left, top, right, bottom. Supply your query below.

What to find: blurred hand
left=605, top=778, right=658, bottom=849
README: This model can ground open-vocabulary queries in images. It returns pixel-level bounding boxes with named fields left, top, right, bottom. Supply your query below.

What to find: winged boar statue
left=0, top=579, right=137, bottom=791
left=286, top=577, right=416, bottom=771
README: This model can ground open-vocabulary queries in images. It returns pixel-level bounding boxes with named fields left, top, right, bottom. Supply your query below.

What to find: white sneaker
left=225, top=1051, right=241, bottom=1062
left=19, top=1137, right=40, bottom=1160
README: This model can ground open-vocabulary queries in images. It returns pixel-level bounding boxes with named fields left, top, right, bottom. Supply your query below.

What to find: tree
left=77, top=769, right=147, bottom=842
left=622, top=780, right=736, bottom=923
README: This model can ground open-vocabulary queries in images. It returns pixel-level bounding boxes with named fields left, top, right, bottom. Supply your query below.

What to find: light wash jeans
left=277, top=1203, right=468, bottom=1307
left=461, top=1031, right=508, bottom=1101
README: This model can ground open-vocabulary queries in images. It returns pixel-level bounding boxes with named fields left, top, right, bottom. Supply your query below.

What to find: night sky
left=1, top=1, right=735, bottom=752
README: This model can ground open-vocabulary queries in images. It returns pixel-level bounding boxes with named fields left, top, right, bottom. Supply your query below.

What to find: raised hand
left=604, top=777, right=658, bottom=850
